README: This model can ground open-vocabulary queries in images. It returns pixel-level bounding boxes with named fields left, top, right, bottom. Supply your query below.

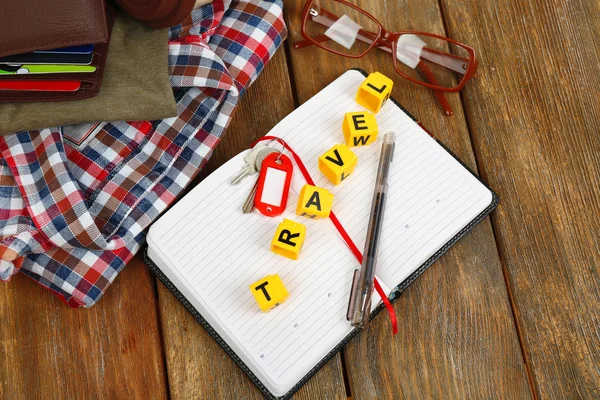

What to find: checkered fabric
left=0, top=0, right=286, bottom=307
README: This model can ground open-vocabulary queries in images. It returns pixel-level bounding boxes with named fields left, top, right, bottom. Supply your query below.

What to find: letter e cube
left=318, top=144, right=358, bottom=185
left=296, top=184, right=334, bottom=219
left=356, top=72, right=393, bottom=113
left=250, top=274, right=289, bottom=312
left=271, top=219, right=306, bottom=260
left=342, top=111, right=378, bottom=147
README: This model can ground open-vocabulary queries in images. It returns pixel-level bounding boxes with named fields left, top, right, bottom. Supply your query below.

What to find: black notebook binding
left=143, top=68, right=499, bottom=400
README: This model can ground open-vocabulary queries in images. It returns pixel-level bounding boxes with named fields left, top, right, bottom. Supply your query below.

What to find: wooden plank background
left=1, top=0, right=598, bottom=398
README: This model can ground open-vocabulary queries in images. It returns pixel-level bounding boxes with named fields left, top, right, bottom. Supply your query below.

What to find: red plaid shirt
left=0, top=0, right=286, bottom=307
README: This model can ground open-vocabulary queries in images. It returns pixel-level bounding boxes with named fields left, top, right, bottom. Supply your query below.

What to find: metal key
left=242, top=147, right=278, bottom=213
left=242, top=181, right=260, bottom=213
left=231, top=144, right=266, bottom=184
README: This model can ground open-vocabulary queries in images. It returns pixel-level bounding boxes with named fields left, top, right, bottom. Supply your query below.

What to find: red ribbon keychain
left=251, top=136, right=398, bottom=335
left=254, top=152, right=293, bottom=217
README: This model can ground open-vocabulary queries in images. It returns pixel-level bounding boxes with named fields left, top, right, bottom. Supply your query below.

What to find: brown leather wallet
left=0, top=1, right=116, bottom=103
left=0, top=0, right=110, bottom=58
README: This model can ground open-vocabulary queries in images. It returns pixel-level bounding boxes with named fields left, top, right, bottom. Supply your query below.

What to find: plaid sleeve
left=0, top=0, right=286, bottom=307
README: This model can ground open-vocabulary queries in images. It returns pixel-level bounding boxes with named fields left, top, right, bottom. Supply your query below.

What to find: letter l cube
left=356, top=71, right=394, bottom=113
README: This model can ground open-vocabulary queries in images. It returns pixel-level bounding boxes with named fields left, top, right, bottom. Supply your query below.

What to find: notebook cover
left=0, top=0, right=109, bottom=58
left=143, top=68, right=499, bottom=400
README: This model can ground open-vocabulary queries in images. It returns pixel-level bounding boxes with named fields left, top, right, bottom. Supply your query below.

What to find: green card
left=0, top=65, right=96, bottom=75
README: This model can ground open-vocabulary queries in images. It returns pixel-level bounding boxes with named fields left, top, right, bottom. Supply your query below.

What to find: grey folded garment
left=0, top=11, right=177, bottom=135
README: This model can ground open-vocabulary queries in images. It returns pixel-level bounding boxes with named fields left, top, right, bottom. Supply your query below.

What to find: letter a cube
left=318, top=144, right=358, bottom=185
left=271, top=219, right=306, bottom=260
left=342, top=111, right=378, bottom=147
left=356, top=71, right=394, bottom=114
left=250, top=274, right=289, bottom=312
left=296, top=184, right=334, bottom=219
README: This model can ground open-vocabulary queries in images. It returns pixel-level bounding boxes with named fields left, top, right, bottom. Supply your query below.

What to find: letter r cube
left=249, top=274, right=289, bottom=312
left=318, top=144, right=358, bottom=185
left=342, top=111, right=378, bottom=147
left=271, top=219, right=306, bottom=260
left=356, top=71, right=394, bottom=114
left=296, top=184, right=334, bottom=219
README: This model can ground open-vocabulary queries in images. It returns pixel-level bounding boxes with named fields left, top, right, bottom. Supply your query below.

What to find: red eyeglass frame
left=294, top=0, right=479, bottom=115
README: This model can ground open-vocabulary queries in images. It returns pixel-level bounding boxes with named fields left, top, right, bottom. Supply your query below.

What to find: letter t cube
left=249, top=274, right=289, bottom=312
left=271, top=218, right=306, bottom=260
left=356, top=71, right=394, bottom=113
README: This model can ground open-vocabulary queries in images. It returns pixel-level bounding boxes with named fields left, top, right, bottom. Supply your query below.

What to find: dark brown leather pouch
left=0, top=0, right=110, bottom=58
left=0, top=1, right=115, bottom=103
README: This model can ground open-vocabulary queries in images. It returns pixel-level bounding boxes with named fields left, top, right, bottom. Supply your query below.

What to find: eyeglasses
left=294, top=0, right=479, bottom=116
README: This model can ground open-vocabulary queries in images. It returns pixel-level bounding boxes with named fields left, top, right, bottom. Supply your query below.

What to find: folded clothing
left=0, top=0, right=287, bottom=307
left=0, top=11, right=177, bottom=135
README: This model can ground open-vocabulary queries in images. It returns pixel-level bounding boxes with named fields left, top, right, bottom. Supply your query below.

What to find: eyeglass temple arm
left=416, top=61, right=453, bottom=116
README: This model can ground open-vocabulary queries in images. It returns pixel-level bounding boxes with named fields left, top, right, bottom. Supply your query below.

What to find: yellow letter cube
left=296, top=184, right=334, bottom=219
left=249, top=274, right=289, bottom=312
left=342, top=111, right=378, bottom=147
left=356, top=71, right=393, bottom=113
left=318, top=144, right=358, bottom=185
left=271, top=219, right=306, bottom=260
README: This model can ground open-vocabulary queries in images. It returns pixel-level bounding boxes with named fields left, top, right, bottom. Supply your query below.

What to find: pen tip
left=384, top=131, right=396, bottom=143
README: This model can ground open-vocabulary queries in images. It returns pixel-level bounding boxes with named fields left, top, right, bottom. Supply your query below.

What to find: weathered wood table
left=1, top=0, right=598, bottom=398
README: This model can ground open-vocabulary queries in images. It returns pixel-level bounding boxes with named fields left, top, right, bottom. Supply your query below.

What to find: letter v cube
left=342, top=111, right=378, bottom=147
left=271, top=219, right=306, bottom=260
left=318, top=144, right=358, bottom=185
left=356, top=71, right=394, bottom=113
left=296, top=184, right=334, bottom=219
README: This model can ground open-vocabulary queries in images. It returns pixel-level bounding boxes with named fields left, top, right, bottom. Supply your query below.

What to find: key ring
left=266, top=138, right=285, bottom=163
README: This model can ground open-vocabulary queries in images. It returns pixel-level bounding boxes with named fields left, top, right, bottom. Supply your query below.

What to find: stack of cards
left=0, top=45, right=96, bottom=93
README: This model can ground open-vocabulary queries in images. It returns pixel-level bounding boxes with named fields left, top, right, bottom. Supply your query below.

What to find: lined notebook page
left=148, top=153, right=388, bottom=395
left=273, top=70, right=493, bottom=287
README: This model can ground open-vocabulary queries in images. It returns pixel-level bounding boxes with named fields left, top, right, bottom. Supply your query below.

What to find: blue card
left=35, top=45, right=94, bottom=54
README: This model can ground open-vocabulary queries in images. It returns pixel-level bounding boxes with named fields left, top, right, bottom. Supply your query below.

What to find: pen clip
left=346, top=269, right=360, bottom=321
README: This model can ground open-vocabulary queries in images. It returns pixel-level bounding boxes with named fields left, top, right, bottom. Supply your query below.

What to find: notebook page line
left=272, top=293, right=351, bottom=375
left=222, top=230, right=340, bottom=322
left=169, top=177, right=251, bottom=257
left=201, top=216, right=283, bottom=293
left=352, top=181, right=474, bottom=262
left=343, top=167, right=460, bottom=237
left=234, top=241, right=347, bottom=336
left=204, top=198, right=329, bottom=303
left=242, top=248, right=350, bottom=341
left=160, top=154, right=245, bottom=248
left=388, top=191, right=485, bottom=276
left=248, top=256, right=353, bottom=349
left=348, top=170, right=460, bottom=245
left=177, top=180, right=284, bottom=278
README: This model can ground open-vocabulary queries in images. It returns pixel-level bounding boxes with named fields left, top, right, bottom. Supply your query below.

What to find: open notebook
left=145, top=69, right=498, bottom=400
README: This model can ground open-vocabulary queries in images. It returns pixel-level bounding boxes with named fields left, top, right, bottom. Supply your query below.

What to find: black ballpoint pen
left=347, top=131, right=395, bottom=328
